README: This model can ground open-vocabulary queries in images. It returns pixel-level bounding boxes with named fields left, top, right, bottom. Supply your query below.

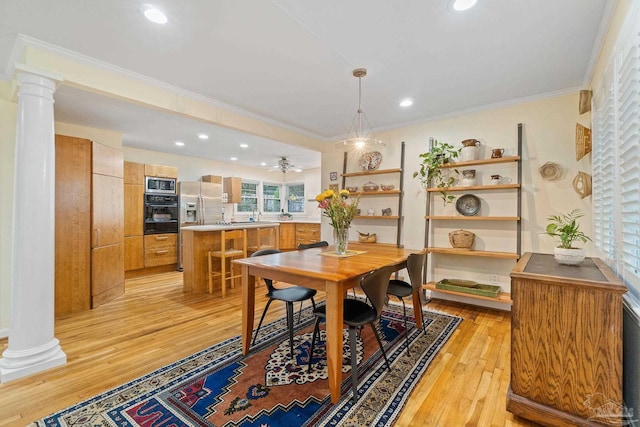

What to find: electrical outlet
left=489, top=274, right=499, bottom=285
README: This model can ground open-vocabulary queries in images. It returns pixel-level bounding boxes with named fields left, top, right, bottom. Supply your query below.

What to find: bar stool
left=248, top=226, right=279, bottom=254
left=208, top=229, right=247, bottom=297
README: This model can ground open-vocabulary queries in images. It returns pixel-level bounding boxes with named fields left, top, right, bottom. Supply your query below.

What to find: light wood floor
left=0, top=272, right=538, bottom=426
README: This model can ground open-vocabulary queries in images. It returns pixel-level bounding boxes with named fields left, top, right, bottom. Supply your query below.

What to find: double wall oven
left=144, top=193, right=178, bottom=235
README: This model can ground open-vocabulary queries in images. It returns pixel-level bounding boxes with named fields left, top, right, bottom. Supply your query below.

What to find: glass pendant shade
left=336, top=68, right=384, bottom=150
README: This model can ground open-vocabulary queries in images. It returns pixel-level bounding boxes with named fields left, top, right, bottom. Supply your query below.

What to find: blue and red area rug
left=33, top=303, right=461, bottom=426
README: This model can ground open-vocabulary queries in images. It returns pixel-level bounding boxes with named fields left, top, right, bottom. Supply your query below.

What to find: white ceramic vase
left=553, top=247, right=585, bottom=265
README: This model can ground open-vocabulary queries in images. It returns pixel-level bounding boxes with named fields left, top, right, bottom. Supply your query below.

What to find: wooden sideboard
left=508, top=253, right=627, bottom=426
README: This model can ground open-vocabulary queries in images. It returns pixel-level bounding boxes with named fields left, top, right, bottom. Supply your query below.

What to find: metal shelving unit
left=423, top=124, right=523, bottom=305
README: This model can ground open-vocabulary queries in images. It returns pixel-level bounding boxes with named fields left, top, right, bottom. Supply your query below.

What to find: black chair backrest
left=406, top=251, right=427, bottom=292
left=297, top=241, right=329, bottom=250
left=360, top=265, right=396, bottom=318
left=250, top=248, right=281, bottom=291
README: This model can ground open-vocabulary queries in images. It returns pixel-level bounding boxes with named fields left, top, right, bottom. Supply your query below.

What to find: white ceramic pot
left=460, top=139, right=480, bottom=162
left=553, top=247, right=586, bottom=265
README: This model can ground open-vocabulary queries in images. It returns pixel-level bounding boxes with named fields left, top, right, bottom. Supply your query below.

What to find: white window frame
left=285, top=182, right=305, bottom=214
left=591, top=4, right=640, bottom=305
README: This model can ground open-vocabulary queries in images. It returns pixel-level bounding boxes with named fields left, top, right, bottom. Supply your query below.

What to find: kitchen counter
left=181, top=222, right=279, bottom=232
left=181, top=223, right=279, bottom=294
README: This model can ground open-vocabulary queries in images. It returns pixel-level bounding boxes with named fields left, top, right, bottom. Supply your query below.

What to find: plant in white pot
left=544, top=209, right=591, bottom=265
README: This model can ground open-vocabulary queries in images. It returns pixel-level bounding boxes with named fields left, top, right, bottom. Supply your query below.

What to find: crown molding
left=6, top=34, right=327, bottom=141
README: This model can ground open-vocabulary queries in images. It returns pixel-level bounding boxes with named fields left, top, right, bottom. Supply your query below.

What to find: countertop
left=181, top=222, right=280, bottom=232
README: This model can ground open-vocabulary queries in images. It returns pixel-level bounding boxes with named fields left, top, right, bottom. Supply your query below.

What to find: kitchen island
left=181, top=222, right=280, bottom=294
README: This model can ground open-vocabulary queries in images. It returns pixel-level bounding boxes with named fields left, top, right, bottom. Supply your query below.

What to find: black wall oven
left=144, top=194, right=178, bottom=235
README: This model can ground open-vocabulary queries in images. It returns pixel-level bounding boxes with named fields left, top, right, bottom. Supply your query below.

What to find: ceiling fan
left=269, top=157, right=302, bottom=173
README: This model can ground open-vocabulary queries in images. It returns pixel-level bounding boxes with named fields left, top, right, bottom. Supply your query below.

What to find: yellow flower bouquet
left=315, top=189, right=360, bottom=254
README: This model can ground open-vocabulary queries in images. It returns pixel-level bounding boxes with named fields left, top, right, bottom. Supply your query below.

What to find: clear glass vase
left=333, top=227, right=349, bottom=255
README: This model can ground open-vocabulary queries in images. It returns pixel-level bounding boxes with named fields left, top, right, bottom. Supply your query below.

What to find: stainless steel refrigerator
left=177, top=181, right=223, bottom=270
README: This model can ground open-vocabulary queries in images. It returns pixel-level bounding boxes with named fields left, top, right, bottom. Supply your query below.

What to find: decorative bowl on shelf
left=345, top=186, right=358, bottom=192
left=380, top=184, right=394, bottom=191
left=362, top=181, right=379, bottom=192
left=455, top=194, right=481, bottom=216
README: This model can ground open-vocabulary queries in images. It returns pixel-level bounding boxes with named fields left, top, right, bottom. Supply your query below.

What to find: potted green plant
left=413, top=140, right=460, bottom=205
left=544, top=209, right=591, bottom=265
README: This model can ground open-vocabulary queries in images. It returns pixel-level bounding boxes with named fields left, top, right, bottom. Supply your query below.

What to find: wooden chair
left=248, top=226, right=280, bottom=254
left=208, top=229, right=247, bottom=297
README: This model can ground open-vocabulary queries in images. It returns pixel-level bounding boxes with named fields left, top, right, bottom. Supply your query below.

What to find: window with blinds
left=591, top=12, right=640, bottom=301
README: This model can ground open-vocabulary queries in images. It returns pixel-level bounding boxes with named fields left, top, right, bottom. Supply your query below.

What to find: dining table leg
left=241, top=265, right=256, bottom=355
left=412, top=289, right=423, bottom=329
left=325, top=281, right=344, bottom=404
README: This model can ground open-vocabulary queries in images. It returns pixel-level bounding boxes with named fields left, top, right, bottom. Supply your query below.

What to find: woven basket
left=358, top=233, right=377, bottom=243
left=449, top=230, right=474, bottom=249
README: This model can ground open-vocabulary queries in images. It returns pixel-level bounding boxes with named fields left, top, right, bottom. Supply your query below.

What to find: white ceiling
left=0, top=0, right=613, bottom=170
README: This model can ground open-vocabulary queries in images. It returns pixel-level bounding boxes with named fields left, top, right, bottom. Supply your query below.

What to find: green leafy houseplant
left=413, top=140, right=460, bottom=205
left=545, top=209, right=591, bottom=249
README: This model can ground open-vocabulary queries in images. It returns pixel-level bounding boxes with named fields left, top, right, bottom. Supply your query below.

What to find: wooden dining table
left=233, top=242, right=420, bottom=404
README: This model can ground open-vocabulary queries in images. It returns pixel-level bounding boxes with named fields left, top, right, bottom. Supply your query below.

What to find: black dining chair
left=307, top=265, right=394, bottom=402
left=297, top=241, right=328, bottom=250
left=250, top=249, right=317, bottom=359
left=386, top=250, right=427, bottom=355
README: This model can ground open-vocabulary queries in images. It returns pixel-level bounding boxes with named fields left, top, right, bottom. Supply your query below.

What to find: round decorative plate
left=456, top=194, right=481, bottom=216
left=358, top=151, right=382, bottom=171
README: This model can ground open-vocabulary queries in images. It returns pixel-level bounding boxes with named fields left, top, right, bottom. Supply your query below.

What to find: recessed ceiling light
left=142, top=4, right=168, bottom=24
left=230, top=157, right=238, bottom=161
left=260, top=162, right=267, bottom=166
left=451, top=0, right=477, bottom=11
left=240, top=143, right=249, bottom=148
left=197, top=133, right=209, bottom=140
left=175, top=141, right=184, bottom=146
left=399, top=98, right=414, bottom=108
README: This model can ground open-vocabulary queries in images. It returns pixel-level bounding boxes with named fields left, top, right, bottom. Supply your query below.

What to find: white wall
left=322, top=92, right=590, bottom=309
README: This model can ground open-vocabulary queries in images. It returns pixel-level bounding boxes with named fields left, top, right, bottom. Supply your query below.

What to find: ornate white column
left=0, top=68, right=66, bottom=382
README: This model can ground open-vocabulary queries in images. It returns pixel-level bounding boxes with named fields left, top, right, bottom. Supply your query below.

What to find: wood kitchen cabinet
left=124, top=161, right=144, bottom=271
left=223, top=177, right=242, bottom=204
left=508, top=253, right=627, bottom=426
left=295, top=223, right=320, bottom=247
left=124, top=160, right=144, bottom=185
left=125, top=236, right=144, bottom=271
left=278, top=222, right=296, bottom=250
left=144, top=233, right=178, bottom=267
left=145, top=163, right=178, bottom=178
left=55, top=135, right=92, bottom=316
left=91, top=141, right=124, bottom=308
left=54, top=135, right=124, bottom=315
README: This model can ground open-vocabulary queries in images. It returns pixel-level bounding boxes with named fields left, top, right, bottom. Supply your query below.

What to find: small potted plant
left=413, top=140, right=460, bottom=205
left=544, top=209, right=591, bottom=265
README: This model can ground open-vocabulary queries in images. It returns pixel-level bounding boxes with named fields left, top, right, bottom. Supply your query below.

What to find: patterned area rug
left=33, top=302, right=461, bottom=427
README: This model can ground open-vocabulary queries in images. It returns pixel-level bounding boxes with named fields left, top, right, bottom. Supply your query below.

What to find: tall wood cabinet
left=508, top=253, right=627, bottom=426
left=124, top=161, right=145, bottom=271
left=55, top=135, right=124, bottom=315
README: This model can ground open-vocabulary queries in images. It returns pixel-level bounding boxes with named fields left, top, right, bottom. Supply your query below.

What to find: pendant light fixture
left=335, top=68, right=385, bottom=150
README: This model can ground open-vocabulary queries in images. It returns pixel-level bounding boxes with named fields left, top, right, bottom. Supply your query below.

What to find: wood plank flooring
left=0, top=272, right=538, bottom=426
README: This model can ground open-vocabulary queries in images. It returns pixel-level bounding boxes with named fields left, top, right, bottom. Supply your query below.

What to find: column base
left=0, top=339, right=67, bottom=383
